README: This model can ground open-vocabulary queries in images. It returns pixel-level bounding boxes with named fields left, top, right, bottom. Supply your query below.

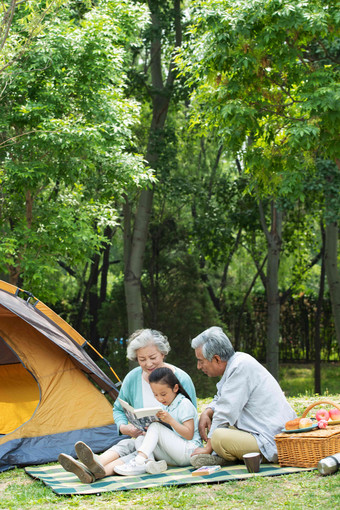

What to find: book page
left=118, top=398, right=169, bottom=431
left=118, top=398, right=162, bottom=418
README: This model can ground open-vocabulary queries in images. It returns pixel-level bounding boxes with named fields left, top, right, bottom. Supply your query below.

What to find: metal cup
left=243, top=452, right=261, bottom=473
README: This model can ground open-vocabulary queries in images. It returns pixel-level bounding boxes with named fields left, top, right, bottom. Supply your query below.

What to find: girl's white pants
left=135, top=422, right=196, bottom=466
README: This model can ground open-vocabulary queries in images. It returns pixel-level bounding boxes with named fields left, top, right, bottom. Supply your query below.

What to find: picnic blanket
left=25, top=463, right=314, bottom=495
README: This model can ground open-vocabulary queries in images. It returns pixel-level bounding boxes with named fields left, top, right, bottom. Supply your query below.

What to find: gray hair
left=127, top=329, right=171, bottom=361
left=191, top=326, right=235, bottom=361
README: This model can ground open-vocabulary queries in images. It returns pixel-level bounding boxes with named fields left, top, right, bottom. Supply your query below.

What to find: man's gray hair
left=127, top=329, right=171, bottom=361
left=191, top=326, right=235, bottom=361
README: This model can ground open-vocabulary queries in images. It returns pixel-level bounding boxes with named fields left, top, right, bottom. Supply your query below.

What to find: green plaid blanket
left=25, top=463, right=314, bottom=495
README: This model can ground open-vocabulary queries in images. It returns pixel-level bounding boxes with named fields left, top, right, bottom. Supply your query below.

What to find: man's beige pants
left=211, top=426, right=267, bottom=462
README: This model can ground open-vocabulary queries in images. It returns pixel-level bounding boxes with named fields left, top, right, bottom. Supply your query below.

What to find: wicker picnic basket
left=275, top=400, right=340, bottom=468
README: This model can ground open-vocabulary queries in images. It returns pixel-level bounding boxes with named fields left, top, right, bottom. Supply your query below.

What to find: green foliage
left=316, top=159, right=340, bottom=223
left=0, top=0, right=154, bottom=301
left=98, top=275, right=127, bottom=336
left=177, top=0, right=340, bottom=200
left=1, top=0, right=336, bottom=359
left=0, top=0, right=66, bottom=74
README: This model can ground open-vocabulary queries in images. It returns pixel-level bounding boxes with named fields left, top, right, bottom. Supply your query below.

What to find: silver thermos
left=317, top=453, right=340, bottom=475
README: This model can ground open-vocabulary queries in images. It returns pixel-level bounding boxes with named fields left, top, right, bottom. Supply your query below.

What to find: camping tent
left=0, top=280, right=123, bottom=472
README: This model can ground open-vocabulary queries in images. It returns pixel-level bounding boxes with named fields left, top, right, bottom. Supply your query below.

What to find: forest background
left=1, top=0, right=339, bottom=397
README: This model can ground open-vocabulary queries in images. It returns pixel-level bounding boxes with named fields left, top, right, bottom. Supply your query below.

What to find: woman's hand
left=198, top=408, right=213, bottom=441
left=119, top=424, right=144, bottom=438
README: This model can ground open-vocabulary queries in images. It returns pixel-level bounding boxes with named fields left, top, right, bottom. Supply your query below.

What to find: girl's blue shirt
left=165, top=393, right=202, bottom=447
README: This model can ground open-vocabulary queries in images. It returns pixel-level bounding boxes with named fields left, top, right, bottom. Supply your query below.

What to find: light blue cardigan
left=113, top=366, right=197, bottom=434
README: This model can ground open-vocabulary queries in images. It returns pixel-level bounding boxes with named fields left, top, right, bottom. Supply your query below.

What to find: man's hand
left=198, top=408, right=213, bottom=442
left=119, top=424, right=144, bottom=438
left=191, top=441, right=213, bottom=456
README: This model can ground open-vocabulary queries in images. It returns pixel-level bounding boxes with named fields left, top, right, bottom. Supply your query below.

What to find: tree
left=322, top=160, right=340, bottom=349
left=259, top=200, right=282, bottom=377
left=0, top=0, right=153, bottom=302
left=177, top=0, right=340, bottom=375
left=0, top=0, right=64, bottom=75
left=123, top=0, right=183, bottom=334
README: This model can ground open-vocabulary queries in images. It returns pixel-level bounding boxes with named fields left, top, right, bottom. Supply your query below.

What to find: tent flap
left=0, top=425, right=125, bottom=472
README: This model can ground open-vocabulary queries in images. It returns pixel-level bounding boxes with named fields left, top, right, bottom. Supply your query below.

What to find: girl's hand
left=156, top=410, right=173, bottom=424
left=119, top=424, right=144, bottom=438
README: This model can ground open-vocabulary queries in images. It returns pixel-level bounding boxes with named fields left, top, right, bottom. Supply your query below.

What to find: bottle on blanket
left=317, top=453, right=340, bottom=475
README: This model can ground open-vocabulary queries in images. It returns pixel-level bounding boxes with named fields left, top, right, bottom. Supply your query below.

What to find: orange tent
left=0, top=281, right=122, bottom=472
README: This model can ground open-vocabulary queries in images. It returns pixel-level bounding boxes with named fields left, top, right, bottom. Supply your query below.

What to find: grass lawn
left=279, top=362, right=340, bottom=397
left=1, top=365, right=339, bottom=509
left=0, top=465, right=339, bottom=510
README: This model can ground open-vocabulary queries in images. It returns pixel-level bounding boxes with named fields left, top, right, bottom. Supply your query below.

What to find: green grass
left=1, top=364, right=340, bottom=509
left=0, top=466, right=339, bottom=510
left=279, top=362, right=339, bottom=397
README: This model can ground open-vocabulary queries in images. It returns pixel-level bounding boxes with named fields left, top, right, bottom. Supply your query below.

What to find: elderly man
left=190, top=326, right=296, bottom=468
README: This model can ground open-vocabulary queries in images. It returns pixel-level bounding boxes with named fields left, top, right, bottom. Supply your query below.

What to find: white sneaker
left=114, top=459, right=147, bottom=476
left=145, top=459, right=167, bottom=474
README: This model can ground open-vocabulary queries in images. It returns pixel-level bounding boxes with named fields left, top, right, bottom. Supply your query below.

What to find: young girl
left=114, top=366, right=202, bottom=475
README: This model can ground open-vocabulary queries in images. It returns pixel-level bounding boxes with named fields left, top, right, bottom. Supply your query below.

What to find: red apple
left=328, top=408, right=340, bottom=421
left=315, top=409, right=329, bottom=421
left=318, top=419, right=328, bottom=429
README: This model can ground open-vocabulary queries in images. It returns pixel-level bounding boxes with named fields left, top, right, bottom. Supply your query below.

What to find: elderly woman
left=114, top=329, right=197, bottom=437
left=58, top=329, right=197, bottom=482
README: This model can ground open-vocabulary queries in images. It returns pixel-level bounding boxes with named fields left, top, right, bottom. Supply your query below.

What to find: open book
left=118, top=398, right=168, bottom=432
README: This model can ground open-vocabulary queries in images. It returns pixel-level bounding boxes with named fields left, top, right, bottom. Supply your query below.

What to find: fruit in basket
left=315, top=409, right=330, bottom=421
left=328, top=408, right=340, bottom=421
left=317, top=419, right=328, bottom=429
left=299, top=417, right=313, bottom=429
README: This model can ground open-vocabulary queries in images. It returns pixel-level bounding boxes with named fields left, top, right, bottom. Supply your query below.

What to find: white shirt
left=207, top=352, right=296, bottom=461
left=141, top=376, right=159, bottom=407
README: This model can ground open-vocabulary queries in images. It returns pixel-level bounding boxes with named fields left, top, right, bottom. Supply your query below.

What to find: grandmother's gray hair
left=127, top=329, right=171, bottom=361
left=191, top=326, right=234, bottom=361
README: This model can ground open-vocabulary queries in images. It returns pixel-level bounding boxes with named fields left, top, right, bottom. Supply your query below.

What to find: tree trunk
left=324, top=221, right=340, bottom=349
left=88, top=253, right=100, bottom=349
left=314, top=223, right=325, bottom=394
left=259, top=200, right=283, bottom=380
left=234, top=255, right=267, bottom=351
left=124, top=189, right=153, bottom=334
left=100, top=226, right=113, bottom=304
left=75, top=226, right=112, bottom=338
left=123, top=0, right=182, bottom=334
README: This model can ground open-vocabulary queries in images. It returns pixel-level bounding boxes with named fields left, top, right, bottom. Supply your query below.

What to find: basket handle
left=301, top=400, right=340, bottom=418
